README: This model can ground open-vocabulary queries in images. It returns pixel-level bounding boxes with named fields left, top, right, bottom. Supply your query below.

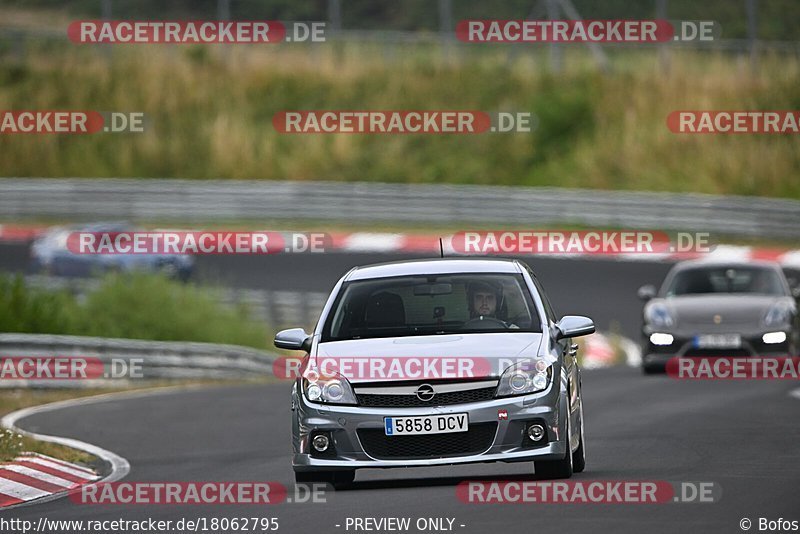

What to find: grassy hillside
left=0, top=36, right=799, bottom=198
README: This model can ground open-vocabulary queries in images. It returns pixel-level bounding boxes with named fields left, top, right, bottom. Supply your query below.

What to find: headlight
left=496, top=358, right=552, bottom=397
left=302, top=368, right=357, bottom=405
left=762, top=331, right=787, bottom=345
left=649, top=333, right=674, bottom=346
left=646, top=303, right=674, bottom=329
left=764, top=302, right=793, bottom=327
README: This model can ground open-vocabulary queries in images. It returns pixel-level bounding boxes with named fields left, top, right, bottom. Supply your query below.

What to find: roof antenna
left=439, top=237, right=445, bottom=258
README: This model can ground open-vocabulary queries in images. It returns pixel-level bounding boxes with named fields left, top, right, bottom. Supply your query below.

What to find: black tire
left=294, top=469, right=355, bottom=490
left=642, top=364, right=662, bottom=375
left=534, top=402, right=574, bottom=480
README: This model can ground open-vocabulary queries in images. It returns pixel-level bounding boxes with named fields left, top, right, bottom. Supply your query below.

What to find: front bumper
left=292, top=382, right=569, bottom=471
left=642, top=329, right=793, bottom=369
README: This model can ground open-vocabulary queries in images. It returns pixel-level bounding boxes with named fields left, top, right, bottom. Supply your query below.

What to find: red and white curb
left=0, top=224, right=47, bottom=242
left=0, top=453, right=98, bottom=508
left=1, top=225, right=798, bottom=264
left=1, top=393, right=133, bottom=510
left=328, top=233, right=800, bottom=265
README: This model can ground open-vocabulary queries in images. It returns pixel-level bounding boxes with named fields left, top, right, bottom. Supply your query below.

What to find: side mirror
left=274, top=328, right=312, bottom=352
left=792, top=287, right=800, bottom=299
left=637, top=284, right=657, bottom=301
left=556, top=315, right=596, bottom=340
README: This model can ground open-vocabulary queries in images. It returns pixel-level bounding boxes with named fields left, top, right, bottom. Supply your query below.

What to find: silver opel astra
left=275, top=258, right=595, bottom=488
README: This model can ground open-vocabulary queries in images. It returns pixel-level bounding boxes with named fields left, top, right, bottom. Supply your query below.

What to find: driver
left=469, top=279, right=516, bottom=319
left=466, top=281, right=519, bottom=329
left=469, top=281, right=501, bottom=318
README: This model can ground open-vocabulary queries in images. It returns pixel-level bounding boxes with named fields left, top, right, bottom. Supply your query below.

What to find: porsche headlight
left=646, top=303, right=675, bottom=329
left=496, top=358, right=552, bottom=397
left=764, top=301, right=793, bottom=327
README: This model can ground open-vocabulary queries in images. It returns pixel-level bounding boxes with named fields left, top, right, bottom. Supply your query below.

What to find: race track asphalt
left=1, top=246, right=798, bottom=533
left=7, top=366, right=799, bottom=534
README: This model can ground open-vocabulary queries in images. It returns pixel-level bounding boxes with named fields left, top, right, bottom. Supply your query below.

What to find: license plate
left=693, top=334, right=742, bottom=349
left=384, top=414, right=469, bottom=436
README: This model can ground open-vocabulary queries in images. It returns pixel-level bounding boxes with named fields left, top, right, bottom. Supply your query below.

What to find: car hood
left=659, top=294, right=783, bottom=326
left=315, top=333, right=543, bottom=383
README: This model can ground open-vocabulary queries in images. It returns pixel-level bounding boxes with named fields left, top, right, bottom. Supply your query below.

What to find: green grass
left=0, top=402, right=97, bottom=463
left=0, top=272, right=270, bottom=349
left=0, top=23, right=799, bottom=198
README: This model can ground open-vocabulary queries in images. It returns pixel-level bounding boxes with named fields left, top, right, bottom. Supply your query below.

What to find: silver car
left=639, top=260, right=800, bottom=374
left=275, top=258, right=595, bottom=488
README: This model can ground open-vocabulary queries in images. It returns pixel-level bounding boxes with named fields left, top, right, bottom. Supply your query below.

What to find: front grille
left=358, top=423, right=497, bottom=460
left=357, top=386, right=497, bottom=408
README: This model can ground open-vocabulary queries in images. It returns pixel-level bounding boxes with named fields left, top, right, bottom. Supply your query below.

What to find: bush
left=0, top=275, right=80, bottom=334
left=0, top=273, right=268, bottom=349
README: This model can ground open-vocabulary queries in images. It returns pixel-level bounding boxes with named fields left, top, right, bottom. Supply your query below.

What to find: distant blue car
left=30, top=222, right=194, bottom=281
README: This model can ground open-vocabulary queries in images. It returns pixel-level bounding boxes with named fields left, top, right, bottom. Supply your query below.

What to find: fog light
left=762, top=331, right=787, bottom=345
left=650, top=333, right=674, bottom=346
left=527, top=424, right=545, bottom=442
left=312, top=434, right=330, bottom=452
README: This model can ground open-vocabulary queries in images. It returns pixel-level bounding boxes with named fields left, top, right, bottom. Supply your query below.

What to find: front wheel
left=642, top=363, right=663, bottom=375
left=534, top=402, right=574, bottom=479
left=294, top=469, right=355, bottom=490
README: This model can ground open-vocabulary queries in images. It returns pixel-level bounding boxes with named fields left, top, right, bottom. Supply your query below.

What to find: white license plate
left=384, top=414, right=469, bottom=436
left=693, top=334, right=742, bottom=349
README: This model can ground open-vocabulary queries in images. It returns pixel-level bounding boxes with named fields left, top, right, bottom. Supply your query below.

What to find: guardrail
left=1, top=178, right=799, bottom=238
left=0, top=333, right=279, bottom=388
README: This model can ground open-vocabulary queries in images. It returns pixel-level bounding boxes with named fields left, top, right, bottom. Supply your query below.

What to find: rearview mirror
left=274, top=328, right=312, bottom=352
left=413, top=282, right=453, bottom=296
left=637, top=284, right=657, bottom=301
left=556, top=315, right=596, bottom=339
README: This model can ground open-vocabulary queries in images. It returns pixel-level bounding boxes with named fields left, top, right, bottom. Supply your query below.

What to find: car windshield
left=665, top=266, right=786, bottom=297
left=322, top=273, right=542, bottom=341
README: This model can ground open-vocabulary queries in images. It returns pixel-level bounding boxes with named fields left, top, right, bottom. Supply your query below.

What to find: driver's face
left=473, top=291, right=497, bottom=316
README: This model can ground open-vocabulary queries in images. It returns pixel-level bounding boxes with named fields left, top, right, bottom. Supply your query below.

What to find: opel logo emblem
left=416, top=384, right=435, bottom=402
left=713, top=314, right=722, bottom=324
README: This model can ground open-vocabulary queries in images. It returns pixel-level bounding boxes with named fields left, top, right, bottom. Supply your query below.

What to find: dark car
left=638, top=260, right=800, bottom=374
left=30, top=222, right=194, bottom=281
